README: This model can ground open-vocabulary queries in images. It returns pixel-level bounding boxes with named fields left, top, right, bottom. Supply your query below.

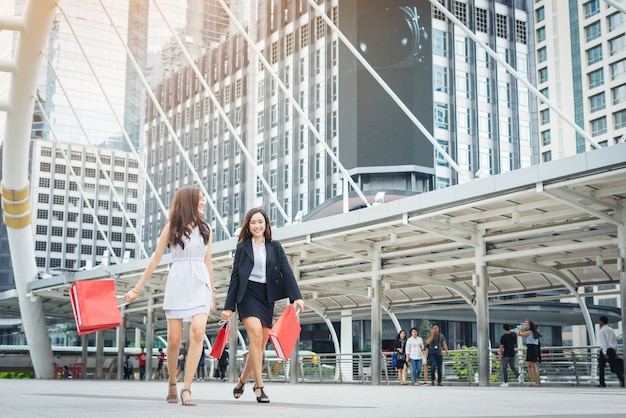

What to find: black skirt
left=238, top=280, right=274, bottom=328
left=526, top=344, right=540, bottom=363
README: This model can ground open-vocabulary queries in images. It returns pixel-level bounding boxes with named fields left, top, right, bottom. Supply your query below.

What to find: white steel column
left=1, top=0, right=57, bottom=379
left=475, top=235, right=490, bottom=386
left=370, top=250, right=383, bottom=385
left=145, top=297, right=155, bottom=381
left=618, top=208, right=626, bottom=379
left=117, top=313, right=126, bottom=380
left=340, top=310, right=353, bottom=382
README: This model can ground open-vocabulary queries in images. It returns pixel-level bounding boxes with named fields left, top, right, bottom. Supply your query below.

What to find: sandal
left=166, top=383, right=178, bottom=404
left=233, top=378, right=245, bottom=399
left=253, top=385, right=270, bottom=403
left=180, top=388, right=197, bottom=406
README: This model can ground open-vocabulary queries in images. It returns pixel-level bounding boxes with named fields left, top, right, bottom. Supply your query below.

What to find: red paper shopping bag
left=70, top=279, right=122, bottom=335
left=209, top=320, right=230, bottom=359
left=269, top=305, right=301, bottom=361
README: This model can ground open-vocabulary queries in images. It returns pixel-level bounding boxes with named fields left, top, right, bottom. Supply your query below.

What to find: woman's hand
left=293, top=298, right=304, bottom=313
left=123, top=288, right=140, bottom=304
left=221, top=309, right=233, bottom=321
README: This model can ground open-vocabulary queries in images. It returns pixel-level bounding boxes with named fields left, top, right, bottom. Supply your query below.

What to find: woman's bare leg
left=242, top=316, right=270, bottom=399
left=167, top=319, right=183, bottom=396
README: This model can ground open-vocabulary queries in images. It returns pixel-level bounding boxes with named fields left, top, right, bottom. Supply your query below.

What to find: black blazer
left=224, top=239, right=302, bottom=311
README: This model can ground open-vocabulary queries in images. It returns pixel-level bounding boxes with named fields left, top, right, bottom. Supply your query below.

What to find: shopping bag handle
left=116, top=295, right=129, bottom=308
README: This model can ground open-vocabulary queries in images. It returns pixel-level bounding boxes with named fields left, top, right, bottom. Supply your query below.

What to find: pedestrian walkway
left=2, top=379, right=625, bottom=417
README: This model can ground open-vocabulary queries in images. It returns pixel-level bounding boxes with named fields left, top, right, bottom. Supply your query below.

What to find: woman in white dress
left=125, top=186, right=215, bottom=406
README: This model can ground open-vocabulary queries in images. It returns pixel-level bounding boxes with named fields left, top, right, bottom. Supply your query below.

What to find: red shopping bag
left=269, top=305, right=301, bottom=361
left=210, top=320, right=230, bottom=359
left=70, top=279, right=122, bottom=335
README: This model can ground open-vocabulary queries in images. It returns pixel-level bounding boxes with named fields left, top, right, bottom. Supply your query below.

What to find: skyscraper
left=142, top=0, right=537, bottom=248
left=532, top=0, right=626, bottom=160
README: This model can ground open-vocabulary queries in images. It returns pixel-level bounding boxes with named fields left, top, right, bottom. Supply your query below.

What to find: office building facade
left=142, top=0, right=535, bottom=249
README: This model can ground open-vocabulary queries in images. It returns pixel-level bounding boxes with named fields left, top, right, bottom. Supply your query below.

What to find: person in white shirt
left=597, top=315, right=624, bottom=388
left=405, top=327, right=424, bottom=386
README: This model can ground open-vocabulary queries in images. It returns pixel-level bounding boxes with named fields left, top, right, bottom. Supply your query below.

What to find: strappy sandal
left=253, top=385, right=270, bottom=403
left=180, top=388, right=197, bottom=406
left=166, top=383, right=178, bottom=404
left=233, top=378, right=245, bottom=399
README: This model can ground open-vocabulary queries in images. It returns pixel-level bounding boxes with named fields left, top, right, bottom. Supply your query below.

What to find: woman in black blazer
left=221, top=208, right=304, bottom=403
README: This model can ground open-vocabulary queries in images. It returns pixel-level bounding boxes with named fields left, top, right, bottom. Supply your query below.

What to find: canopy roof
left=2, top=144, right=625, bottom=333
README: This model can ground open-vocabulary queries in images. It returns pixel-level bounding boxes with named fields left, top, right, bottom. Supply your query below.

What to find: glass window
left=611, top=59, right=626, bottom=81
left=542, top=150, right=552, bottom=162
left=584, top=0, right=600, bottom=18
left=536, top=26, right=546, bottom=42
left=586, top=21, right=602, bottom=42
left=433, top=29, right=447, bottom=57
left=612, top=84, right=626, bottom=105
left=615, top=109, right=626, bottom=129
left=587, top=44, right=603, bottom=65
left=540, top=109, right=550, bottom=124
left=608, top=12, right=624, bottom=32
left=435, top=103, right=449, bottom=130
left=591, top=116, right=607, bottom=136
left=536, top=7, right=545, bottom=22
left=541, top=130, right=551, bottom=146
left=434, top=65, right=448, bottom=93
left=589, top=68, right=604, bottom=88
left=537, top=47, right=547, bottom=63
left=610, top=34, right=625, bottom=56
left=589, top=92, right=606, bottom=112
left=539, top=67, right=548, bottom=83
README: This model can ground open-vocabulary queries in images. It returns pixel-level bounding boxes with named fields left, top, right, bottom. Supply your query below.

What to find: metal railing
left=217, top=345, right=623, bottom=385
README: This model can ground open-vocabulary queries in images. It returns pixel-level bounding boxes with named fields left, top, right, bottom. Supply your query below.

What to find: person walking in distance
left=498, top=324, right=523, bottom=387
left=221, top=208, right=304, bottom=403
left=426, top=324, right=448, bottom=386
left=597, top=315, right=625, bottom=388
left=124, top=186, right=216, bottom=406
left=137, top=346, right=147, bottom=381
left=517, top=320, right=541, bottom=387
left=156, top=348, right=165, bottom=379
left=405, top=327, right=424, bottom=386
left=394, top=330, right=408, bottom=385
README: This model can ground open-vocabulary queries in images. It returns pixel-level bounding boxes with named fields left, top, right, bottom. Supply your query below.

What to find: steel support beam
left=1, top=0, right=58, bottom=379
left=370, top=251, right=382, bottom=385
left=475, top=237, right=490, bottom=386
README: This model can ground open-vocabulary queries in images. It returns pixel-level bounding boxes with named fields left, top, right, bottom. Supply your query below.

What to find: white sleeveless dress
left=163, top=226, right=213, bottom=321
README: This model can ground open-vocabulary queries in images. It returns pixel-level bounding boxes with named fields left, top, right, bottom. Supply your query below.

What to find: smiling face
left=249, top=212, right=266, bottom=240
left=197, top=191, right=206, bottom=214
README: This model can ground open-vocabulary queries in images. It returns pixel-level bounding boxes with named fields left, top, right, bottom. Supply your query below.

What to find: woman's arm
left=222, top=244, right=243, bottom=318
left=124, top=224, right=170, bottom=303
left=277, top=242, right=304, bottom=312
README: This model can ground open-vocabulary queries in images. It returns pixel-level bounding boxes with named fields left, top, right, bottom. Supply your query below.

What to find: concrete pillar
left=95, top=331, right=105, bottom=379
left=340, top=310, right=353, bottom=382
left=117, top=314, right=125, bottom=380
left=81, top=334, right=88, bottom=377
left=228, top=310, right=238, bottom=383
left=618, top=210, right=626, bottom=381
left=370, top=251, right=382, bottom=385
left=475, top=237, right=490, bottom=386
left=145, top=298, right=154, bottom=380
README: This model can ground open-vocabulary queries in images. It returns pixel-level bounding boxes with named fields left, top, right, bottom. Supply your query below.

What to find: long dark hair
left=238, top=208, right=272, bottom=243
left=397, top=329, right=407, bottom=340
left=168, top=186, right=210, bottom=249
left=528, top=321, right=541, bottom=339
